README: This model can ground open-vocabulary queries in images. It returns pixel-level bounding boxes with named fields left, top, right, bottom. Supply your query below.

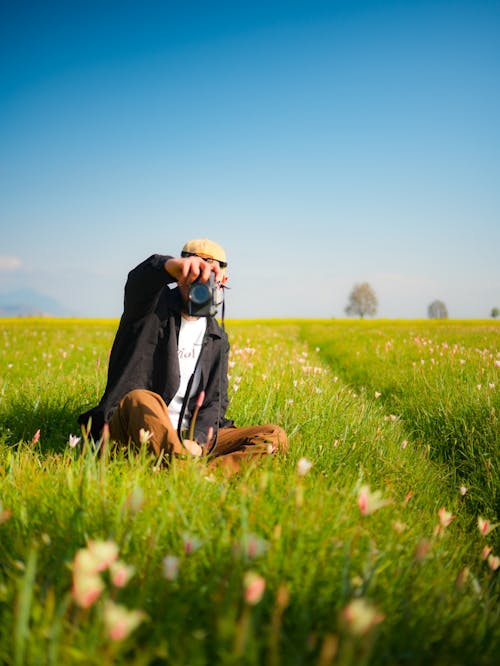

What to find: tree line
left=344, top=283, right=499, bottom=319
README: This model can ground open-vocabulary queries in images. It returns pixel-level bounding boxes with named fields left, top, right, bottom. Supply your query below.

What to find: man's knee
left=272, top=425, right=289, bottom=451
left=121, top=389, right=164, bottom=410
left=261, top=424, right=288, bottom=452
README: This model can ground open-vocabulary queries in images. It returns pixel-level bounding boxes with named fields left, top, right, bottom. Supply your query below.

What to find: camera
left=188, top=272, right=219, bottom=317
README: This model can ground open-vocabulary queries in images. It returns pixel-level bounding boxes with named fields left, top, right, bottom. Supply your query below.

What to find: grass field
left=0, top=317, right=499, bottom=665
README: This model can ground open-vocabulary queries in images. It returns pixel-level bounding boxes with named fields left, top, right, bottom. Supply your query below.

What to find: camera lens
left=189, top=283, right=211, bottom=305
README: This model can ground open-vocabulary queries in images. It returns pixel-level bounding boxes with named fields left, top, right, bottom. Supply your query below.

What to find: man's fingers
left=166, top=256, right=221, bottom=284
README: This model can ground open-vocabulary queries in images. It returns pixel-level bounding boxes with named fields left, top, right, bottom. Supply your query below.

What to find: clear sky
left=1, top=0, right=499, bottom=319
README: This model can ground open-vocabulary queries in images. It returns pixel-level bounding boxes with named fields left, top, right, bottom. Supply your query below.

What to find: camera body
left=188, top=272, right=219, bottom=317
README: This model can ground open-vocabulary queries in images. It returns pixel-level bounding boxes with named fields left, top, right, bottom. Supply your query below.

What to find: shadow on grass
left=0, top=398, right=87, bottom=454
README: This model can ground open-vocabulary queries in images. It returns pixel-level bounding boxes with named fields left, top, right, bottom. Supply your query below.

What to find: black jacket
left=78, top=254, right=233, bottom=445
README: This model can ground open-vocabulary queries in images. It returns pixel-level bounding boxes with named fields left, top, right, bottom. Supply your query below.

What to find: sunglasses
left=181, top=252, right=228, bottom=268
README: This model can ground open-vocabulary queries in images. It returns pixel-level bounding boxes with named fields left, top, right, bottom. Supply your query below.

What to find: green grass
left=0, top=317, right=499, bottom=665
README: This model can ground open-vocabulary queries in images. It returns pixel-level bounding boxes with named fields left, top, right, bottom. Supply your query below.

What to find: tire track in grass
left=298, top=320, right=500, bottom=524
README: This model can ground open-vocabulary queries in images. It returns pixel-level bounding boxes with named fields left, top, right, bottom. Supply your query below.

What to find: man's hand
left=182, top=438, right=203, bottom=457
left=165, top=256, right=222, bottom=285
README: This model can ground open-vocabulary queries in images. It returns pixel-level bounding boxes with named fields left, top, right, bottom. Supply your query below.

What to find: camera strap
left=206, top=288, right=226, bottom=456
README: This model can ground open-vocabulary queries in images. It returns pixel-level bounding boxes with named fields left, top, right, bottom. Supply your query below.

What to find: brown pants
left=109, top=389, right=288, bottom=471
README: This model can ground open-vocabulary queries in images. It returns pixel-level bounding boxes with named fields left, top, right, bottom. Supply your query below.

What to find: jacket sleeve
left=123, top=254, right=175, bottom=321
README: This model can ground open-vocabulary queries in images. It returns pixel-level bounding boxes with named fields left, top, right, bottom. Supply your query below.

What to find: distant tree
left=428, top=300, right=448, bottom=319
left=491, top=307, right=500, bottom=319
left=345, top=282, right=378, bottom=319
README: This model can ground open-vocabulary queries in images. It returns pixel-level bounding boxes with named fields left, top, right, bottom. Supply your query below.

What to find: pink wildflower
left=109, top=560, right=135, bottom=588
left=182, top=533, right=202, bottom=555
left=438, top=508, right=455, bottom=528
left=478, top=517, right=498, bottom=536
left=32, top=429, right=40, bottom=445
left=103, top=601, right=146, bottom=641
left=72, top=570, right=104, bottom=608
left=243, top=571, right=266, bottom=605
left=358, top=485, right=391, bottom=516
left=245, top=534, right=268, bottom=560
left=86, top=540, right=119, bottom=572
left=487, top=555, right=500, bottom=571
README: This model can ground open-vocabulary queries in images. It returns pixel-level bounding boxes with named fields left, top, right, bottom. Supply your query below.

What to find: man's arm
left=122, top=254, right=221, bottom=321
left=123, top=254, right=174, bottom=320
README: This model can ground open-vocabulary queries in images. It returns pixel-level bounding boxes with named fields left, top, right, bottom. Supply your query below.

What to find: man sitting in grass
left=78, top=238, right=288, bottom=471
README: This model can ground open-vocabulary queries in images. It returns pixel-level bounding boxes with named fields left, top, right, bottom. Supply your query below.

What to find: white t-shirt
left=168, top=316, right=207, bottom=432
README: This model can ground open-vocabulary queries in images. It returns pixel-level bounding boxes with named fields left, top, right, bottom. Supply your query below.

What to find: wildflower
left=68, top=434, right=81, bottom=448
left=494, top=359, right=500, bottom=367
left=86, top=540, right=119, bottom=572
left=109, top=560, right=135, bottom=588
left=139, top=429, right=153, bottom=446
left=244, top=533, right=268, bottom=560
left=103, top=600, right=146, bottom=641
left=72, top=569, right=105, bottom=608
left=32, top=429, right=41, bottom=445
left=342, top=598, right=384, bottom=636
left=460, top=486, right=468, bottom=496
left=374, top=391, right=381, bottom=398
left=297, top=457, right=313, bottom=477
left=243, top=571, right=266, bottom=605
left=358, top=485, right=391, bottom=516
left=438, top=508, right=455, bottom=528
left=162, top=555, right=180, bottom=581
left=487, top=555, right=500, bottom=571
left=0, top=501, right=11, bottom=525
left=401, top=439, right=408, bottom=449
left=481, top=546, right=493, bottom=560
left=182, top=533, right=202, bottom=555
left=477, top=517, right=498, bottom=536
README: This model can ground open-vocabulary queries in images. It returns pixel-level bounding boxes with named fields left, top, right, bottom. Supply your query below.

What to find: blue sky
left=1, top=0, right=499, bottom=318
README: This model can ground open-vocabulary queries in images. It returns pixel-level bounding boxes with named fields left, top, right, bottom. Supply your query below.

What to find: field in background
left=0, top=318, right=499, bottom=665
